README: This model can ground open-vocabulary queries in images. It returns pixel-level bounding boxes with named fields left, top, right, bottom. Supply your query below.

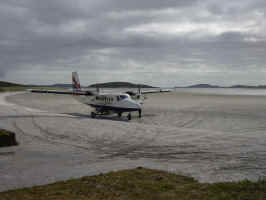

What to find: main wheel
left=127, top=113, right=131, bottom=120
left=91, top=112, right=96, bottom=118
left=138, top=109, right=142, bottom=118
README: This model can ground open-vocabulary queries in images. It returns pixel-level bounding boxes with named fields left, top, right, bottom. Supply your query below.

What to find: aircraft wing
left=141, top=88, right=173, bottom=94
left=28, top=89, right=94, bottom=96
left=126, top=88, right=172, bottom=101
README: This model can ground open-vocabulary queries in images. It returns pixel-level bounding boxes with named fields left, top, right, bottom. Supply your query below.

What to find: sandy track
left=0, top=91, right=266, bottom=191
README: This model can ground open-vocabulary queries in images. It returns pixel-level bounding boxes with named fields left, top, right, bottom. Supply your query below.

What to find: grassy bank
left=0, top=129, right=18, bottom=147
left=0, top=167, right=265, bottom=200
left=0, top=86, right=64, bottom=92
left=0, top=81, right=26, bottom=92
left=0, top=80, right=66, bottom=92
left=0, top=86, right=28, bottom=92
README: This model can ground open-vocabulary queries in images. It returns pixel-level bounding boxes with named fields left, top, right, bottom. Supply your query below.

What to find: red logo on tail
left=72, top=76, right=81, bottom=89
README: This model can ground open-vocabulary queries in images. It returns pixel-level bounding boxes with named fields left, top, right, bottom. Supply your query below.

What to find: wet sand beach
left=0, top=89, right=266, bottom=191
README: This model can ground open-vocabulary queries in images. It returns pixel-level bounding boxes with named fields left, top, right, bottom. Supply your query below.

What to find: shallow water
left=1, top=90, right=266, bottom=191
left=175, top=88, right=266, bottom=96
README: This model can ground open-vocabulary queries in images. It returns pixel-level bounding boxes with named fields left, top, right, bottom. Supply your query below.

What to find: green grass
left=0, top=86, right=28, bottom=92
left=0, top=129, right=12, bottom=136
left=0, top=81, right=25, bottom=92
left=0, top=86, right=65, bottom=92
left=0, top=81, right=22, bottom=87
left=0, top=129, right=18, bottom=147
left=0, top=167, right=265, bottom=200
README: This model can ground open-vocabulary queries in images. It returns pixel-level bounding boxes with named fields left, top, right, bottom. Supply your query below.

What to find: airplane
left=30, top=72, right=171, bottom=120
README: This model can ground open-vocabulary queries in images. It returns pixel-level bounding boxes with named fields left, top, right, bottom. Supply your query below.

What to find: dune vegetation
left=0, top=167, right=265, bottom=200
left=0, top=81, right=63, bottom=92
left=0, top=81, right=26, bottom=92
left=0, top=129, right=18, bottom=147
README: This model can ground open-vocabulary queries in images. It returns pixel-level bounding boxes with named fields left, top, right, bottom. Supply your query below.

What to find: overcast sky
left=0, top=0, right=266, bottom=86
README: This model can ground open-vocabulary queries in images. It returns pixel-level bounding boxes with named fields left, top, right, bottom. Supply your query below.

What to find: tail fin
left=72, top=72, right=81, bottom=91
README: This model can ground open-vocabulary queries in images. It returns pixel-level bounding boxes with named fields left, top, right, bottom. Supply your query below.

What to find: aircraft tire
left=91, top=112, right=96, bottom=118
left=127, top=113, right=131, bottom=121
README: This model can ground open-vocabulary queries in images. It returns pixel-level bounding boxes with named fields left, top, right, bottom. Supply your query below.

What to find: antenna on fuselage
left=138, top=84, right=141, bottom=95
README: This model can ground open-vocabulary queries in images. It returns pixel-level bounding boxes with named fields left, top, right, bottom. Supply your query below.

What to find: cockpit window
left=119, top=95, right=127, bottom=100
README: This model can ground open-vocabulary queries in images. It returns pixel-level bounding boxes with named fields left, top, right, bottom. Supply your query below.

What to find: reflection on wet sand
left=0, top=90, right=266, bottom=191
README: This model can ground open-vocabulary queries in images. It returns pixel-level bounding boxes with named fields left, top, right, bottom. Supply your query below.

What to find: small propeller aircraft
left=30, top=72, right=171, bottom=120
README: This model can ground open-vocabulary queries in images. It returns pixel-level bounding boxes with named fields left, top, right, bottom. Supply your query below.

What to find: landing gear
left=118, top=112, right=122, bottom=118
left=138, top=109, right=142, bottom=118
left=91, top=112, right=96, bottom=118
left=127, top=113, right=131, bottom=120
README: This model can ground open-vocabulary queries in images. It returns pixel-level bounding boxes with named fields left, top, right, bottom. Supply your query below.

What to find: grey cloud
left=0, top=0, right=266, bottom=86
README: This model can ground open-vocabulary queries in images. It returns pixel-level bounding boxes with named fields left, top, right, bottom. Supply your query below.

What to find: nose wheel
left=91, top=112, right=96, bottom=118
left=138, top=109, right=142, bottom=118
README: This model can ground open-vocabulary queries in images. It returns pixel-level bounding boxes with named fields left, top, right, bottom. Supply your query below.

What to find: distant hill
left=187, top=84, right=221, bottom=88
left=2, top=80, right=266, bottom=90
left=257, top=85, right=266, bottom=89
left=175, top=84, right=266, bottom=89
left=186, top=84, right=266, bottom=89
left=89, top=82, right=156, bottom=88
left=230, top=85, right=266, bottom=89
left=50, top=84, right=73, bottom=88
left=0, top=81, right=23, bottom=87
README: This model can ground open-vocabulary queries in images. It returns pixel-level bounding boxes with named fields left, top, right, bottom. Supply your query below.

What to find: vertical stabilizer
left=72, top=72, right=81, bottom=91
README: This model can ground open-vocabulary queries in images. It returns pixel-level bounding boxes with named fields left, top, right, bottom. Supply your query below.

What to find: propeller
left=96, top=86, right=100, bottom=94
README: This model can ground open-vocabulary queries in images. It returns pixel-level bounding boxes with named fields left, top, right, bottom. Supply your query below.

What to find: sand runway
left=1, top=90, right=266, bottom=191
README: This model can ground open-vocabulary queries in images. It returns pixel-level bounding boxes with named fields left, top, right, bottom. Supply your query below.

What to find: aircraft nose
left=134, top=102, right=141, bottom=109
left=125, top=99, right=141, bottom=110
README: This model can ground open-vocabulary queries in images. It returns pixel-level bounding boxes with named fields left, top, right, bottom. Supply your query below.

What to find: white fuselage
left=73, top=93, right=141, bottom=112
